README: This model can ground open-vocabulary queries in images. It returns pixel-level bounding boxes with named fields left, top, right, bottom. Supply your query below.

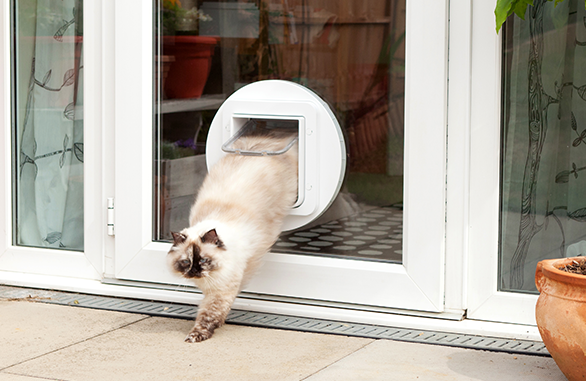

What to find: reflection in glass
left=154, top=0, right=405, bottom=262
left=500, top=1, right=586, bottom=293
left=12, top=0, right=84, bottom=250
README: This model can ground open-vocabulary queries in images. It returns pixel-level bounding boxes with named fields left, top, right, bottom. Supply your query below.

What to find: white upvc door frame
left=0, top=0, right=109, bottom=282
left=0, top=0, right=550, bottom=336
left=445, top=0, right=473, bottom=315
left=112, top=0, right=451, bottom=314
left=466, top=0, right=539, bottom=325
left=0, top=0, right=544, bottom=332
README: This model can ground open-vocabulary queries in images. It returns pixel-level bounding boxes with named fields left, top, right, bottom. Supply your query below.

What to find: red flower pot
left=535, top=257, right=586, bottom=381
left=162, top=36, right=218, bottom=99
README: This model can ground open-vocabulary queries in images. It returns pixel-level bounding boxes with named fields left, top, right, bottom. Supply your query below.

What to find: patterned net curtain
left=14, top=0, right=84, bottom=250
left=500, top=0, right=586, bottom=292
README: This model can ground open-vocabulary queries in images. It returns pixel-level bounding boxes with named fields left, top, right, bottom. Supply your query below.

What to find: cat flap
left=206, top=80, right=346, bottom=232
left=221, top=119, right=298, bottom=156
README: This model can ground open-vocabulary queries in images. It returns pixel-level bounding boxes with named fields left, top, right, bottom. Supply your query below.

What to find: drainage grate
left=0, top=285, right=550, bottom=357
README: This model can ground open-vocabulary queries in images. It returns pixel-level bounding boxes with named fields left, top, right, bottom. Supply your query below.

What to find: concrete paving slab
left=0, top=373, right=56, bottom=380
left=7, top=317, right=373, bottom=381
left=0, top=301, right=147, bottom=370
left=305, top=339, right=566, bottom=381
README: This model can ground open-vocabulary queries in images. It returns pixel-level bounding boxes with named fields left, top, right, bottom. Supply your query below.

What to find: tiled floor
left=276, top=206, right=403, bottom=262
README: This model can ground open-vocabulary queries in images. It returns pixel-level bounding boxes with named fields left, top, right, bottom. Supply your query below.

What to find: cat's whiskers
left=156, top=281, right=187, bottom=312
left=169, top=278, right=194, bottom=294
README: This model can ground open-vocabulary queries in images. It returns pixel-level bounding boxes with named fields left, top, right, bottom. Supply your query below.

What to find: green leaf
left=495, top=0, right=533, bottom=32
left=512, top=0, right=533, bottom=20
left=495, top=0, right=515, bottom=33
left=495, top=0, right=586, bottom=34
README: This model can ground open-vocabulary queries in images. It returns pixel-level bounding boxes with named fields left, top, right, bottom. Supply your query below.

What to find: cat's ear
left=171, top=231, right=187, bottom=246
left=201, top=229, right=224, bottom=249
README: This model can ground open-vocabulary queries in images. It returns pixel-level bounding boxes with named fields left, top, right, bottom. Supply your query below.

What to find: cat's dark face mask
left=168, top=230, right=224, bottom=279
left=171, top=243, right=199, bottom=276
left=184, top=244, right=214, bottom=279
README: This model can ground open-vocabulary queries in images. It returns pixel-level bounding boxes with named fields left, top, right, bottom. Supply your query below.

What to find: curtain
left=500, top=0, right=586, bottom=292
left=15, top=0, right=84, bottom=250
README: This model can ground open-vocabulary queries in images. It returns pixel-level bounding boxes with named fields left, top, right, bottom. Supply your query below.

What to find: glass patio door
left=468, top=0, right=586, bottom=325
left=112, top=0, right=448, bottom=313
left=0, top=0, right=104, bottom=280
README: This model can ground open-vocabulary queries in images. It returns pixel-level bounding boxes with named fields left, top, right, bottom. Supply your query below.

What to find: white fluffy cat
left=167, top=130, right=298, bottom=342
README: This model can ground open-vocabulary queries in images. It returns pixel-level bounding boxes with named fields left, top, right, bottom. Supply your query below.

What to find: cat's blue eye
left=199, top=258, right=207, bottom=264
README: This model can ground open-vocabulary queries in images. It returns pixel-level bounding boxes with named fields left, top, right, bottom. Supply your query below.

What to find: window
left=500, top=1, right=586, bottom=293
left=154, top=0, right=406, bottom=263
left=12, top=0, right=84, bottom=250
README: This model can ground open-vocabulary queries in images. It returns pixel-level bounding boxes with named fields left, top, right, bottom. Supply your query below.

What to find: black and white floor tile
left=274, top=206, right=403, bottom=262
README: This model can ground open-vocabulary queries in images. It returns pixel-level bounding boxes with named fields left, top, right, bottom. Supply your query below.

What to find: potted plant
left=160, top=0, right=217, bottom=99
left=535, top=257, right=586, bottom=381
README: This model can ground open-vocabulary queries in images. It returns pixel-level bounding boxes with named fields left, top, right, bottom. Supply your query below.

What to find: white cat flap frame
left=206, top=80, right=347, bottom=231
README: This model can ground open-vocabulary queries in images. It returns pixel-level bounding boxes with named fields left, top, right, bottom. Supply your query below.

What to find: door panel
left=465, top=0, right=586, bottom=325
left=0, top=0, right=103, bottom=279
left=114, top=0, right=447, bottom=313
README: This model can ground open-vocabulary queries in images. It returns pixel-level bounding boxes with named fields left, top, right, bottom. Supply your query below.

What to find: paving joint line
left=1, top=370, right=74, bottom=381
left=299, top=339, right=377, bottom=380
left=0, top=314, right=151, bottom=373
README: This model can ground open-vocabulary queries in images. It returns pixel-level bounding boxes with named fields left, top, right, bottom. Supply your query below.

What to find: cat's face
left=167, top=229, right=225, bottom=279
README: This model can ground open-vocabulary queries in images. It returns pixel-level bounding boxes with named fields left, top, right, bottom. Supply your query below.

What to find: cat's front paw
left=185, top=328, right=213, bottom=343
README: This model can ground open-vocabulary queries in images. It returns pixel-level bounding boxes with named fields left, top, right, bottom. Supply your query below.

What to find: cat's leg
left=185, top=287, right=238, bottom=343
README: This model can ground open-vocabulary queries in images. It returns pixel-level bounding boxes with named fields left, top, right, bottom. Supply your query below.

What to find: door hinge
left=107, top=197, right=115, bottom=236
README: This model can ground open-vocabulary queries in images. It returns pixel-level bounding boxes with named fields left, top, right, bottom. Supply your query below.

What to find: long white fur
left=168, top=132, right=298, bottom=342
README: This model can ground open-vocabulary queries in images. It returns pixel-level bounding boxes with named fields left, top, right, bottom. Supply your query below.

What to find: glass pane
left=500, top=1, right=586, bottom=293
left=154, top=0, right=405, bottom=263
left=12, top=0, right=84, bottom=250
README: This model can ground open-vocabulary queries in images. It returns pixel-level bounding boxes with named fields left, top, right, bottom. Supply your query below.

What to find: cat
left=167, top=129, right=298, bottom=343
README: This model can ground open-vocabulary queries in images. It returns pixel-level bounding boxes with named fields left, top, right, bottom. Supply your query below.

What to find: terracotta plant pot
left=155, top=55, right=175, bottom=100
left=162, top=36, right=218, bottom=99
left=535, top=256, right=586, bottom=381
